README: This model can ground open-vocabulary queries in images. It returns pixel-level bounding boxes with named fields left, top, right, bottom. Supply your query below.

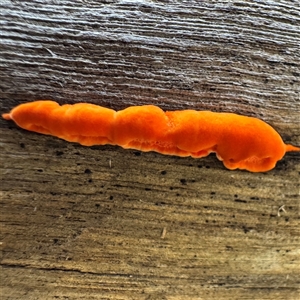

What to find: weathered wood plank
left=0, top=1, right=299, bottom=299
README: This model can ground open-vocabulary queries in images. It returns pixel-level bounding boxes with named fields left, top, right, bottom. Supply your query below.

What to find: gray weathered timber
left=0, top=1, right=299, bottom=299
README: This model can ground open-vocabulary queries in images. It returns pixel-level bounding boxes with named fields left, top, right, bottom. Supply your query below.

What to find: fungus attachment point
left=286, top=144, right=300, bottom=152
left=2, top=113, right=11, bottom=120
left=2, top=100, right=300, bottom=172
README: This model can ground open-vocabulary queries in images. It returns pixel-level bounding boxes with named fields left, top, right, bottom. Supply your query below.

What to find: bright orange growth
left=2, top=100, right=299, bottom=172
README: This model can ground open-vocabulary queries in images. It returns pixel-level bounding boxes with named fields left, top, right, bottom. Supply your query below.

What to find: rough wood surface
left=0, top=1, right=299, bottom=299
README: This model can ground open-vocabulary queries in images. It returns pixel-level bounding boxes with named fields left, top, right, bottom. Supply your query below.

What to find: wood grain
left=0, top=1, right=299, bottom=299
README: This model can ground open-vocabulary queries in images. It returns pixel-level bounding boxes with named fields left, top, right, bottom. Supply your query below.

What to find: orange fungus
left=2, top=100, right=299, bottom=172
